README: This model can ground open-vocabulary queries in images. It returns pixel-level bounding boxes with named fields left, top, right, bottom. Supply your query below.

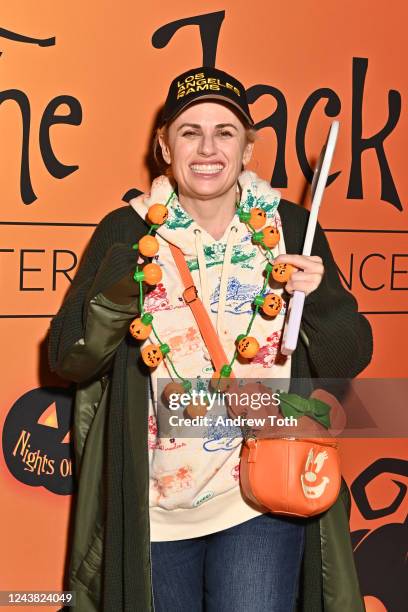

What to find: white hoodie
left=129, top=170, right=292, bottom=541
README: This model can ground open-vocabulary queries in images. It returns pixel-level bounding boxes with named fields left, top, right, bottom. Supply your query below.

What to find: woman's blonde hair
left=152, top=119, right=258, bottom=178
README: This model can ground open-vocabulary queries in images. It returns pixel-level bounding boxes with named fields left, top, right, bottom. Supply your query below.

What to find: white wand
left=281, top=120, right=340, bottom=355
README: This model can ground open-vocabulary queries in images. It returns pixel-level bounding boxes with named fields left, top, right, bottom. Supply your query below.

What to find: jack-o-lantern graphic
left=141, top=344, right=164, bottom=367
left=237, top=335, right=260, bottom=359
left=301, top=448, right=331, bottom=499
left=262, top=293, right=282, bottom=316
left=249, top=207, right=266, bottom=229
left=2, top=387, right=75, bottom=495
left=129, top=317, right=152, bottom=340
left=272, top=262, right=295, bottom=283
left=262, top=226, right=280, bottom=248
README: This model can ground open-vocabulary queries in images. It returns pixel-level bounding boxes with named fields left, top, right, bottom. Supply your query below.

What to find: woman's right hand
left=92, top=243, right=155, bottom=305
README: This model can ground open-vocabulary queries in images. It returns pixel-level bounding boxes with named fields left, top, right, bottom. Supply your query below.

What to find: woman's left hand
left=273, top=254, right=325, bottom=297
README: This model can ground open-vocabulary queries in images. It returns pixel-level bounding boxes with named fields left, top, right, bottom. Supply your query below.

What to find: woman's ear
left=158, top=133, right=171, bottom=165
left=242, top=141, right=254, bottom=166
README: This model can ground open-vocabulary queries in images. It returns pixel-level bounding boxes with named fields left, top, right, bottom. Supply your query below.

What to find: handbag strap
left=169, top=242, right=235, bottom=378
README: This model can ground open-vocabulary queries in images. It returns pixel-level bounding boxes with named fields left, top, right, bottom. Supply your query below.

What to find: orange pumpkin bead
left=162, top=382, right=186, bottom=405
left=129, top=317, right=152, bottom=340
left=185, top=398, right=208, bottom=418
left=262, top=293, right=282, bottom=316
left=249, top=207, right=267, bottom=229
left=147, top=203, right=168, bottom=225
left=139, top=235, right=159, bottom=257
left=141, top=344, right=163, bottom=367
left=143, top=262, right=162, bottom=285
left=272, top=263, right=295, bottom=283
left=237, top=336, right=260, bottom=359
left=262, top=226, right=280, bottom=248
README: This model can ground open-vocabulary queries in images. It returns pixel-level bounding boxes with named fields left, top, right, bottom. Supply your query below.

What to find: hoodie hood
left=129, top=171, right=284, bottom=337
left=129, top=170, right=281, bottom=257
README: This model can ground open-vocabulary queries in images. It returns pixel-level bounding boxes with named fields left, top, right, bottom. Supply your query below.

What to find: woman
left=48, top=67, right=373, bottom=611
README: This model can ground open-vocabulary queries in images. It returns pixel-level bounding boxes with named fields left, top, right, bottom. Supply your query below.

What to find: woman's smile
left=189, top=162, right=225, bottom=178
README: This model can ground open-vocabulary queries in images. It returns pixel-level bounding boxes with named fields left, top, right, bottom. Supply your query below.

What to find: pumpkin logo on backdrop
left=351, top=458, right=408, bottom=610
left=2, top=387, right=75, bottom=495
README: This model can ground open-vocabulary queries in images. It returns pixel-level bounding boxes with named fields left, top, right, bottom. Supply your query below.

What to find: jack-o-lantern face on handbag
left=239, top=388, right=342, bottom=518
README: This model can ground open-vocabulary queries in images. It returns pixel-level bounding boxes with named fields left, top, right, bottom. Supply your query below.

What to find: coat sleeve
left=47, top=207, right=146, bottom=384
left=298, top=220, right=374, bottom=378
left=52, top=292, right=139, bottom=383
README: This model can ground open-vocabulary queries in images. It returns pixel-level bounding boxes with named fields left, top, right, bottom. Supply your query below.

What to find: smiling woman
left=153, top=107, right=257, bottom=186
left=49, top=65, right=372, bottom=612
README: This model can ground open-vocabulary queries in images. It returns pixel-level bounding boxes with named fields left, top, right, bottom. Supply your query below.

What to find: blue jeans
left=151, top=512, right=306, bottom=612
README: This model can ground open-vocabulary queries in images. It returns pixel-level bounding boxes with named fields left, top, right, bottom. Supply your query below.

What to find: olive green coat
left=48, top=199, right=373, bottom=611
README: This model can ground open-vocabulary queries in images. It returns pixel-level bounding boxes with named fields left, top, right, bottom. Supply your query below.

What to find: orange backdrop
left=1, top=2, right=406, bottom=610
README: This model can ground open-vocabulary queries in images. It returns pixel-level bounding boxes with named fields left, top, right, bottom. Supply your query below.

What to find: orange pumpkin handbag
left=169, top=243, right=342, bottom=518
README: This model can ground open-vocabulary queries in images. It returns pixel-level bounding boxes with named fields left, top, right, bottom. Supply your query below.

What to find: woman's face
left=158, top=100, right=254, bottom=200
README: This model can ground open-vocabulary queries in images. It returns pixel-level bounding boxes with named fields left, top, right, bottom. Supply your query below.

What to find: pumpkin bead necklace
left=129, top=190, right=295, bottom=409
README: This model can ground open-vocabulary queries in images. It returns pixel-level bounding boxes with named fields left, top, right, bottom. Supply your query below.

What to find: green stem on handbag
left=278, top=392, right=332, bottom=429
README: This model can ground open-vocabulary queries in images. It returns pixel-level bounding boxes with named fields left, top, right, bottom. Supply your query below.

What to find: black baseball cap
left=159, top=66, right=255, bottom=127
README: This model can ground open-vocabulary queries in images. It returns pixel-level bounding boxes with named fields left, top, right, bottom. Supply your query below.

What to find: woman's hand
left=273, top=254, right=325, bottom=297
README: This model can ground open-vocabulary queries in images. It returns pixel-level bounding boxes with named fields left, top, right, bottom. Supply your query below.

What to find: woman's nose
left=197, top=134, right=217, bottom=156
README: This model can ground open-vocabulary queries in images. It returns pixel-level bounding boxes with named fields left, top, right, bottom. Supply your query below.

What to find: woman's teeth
left=190, top=164, right=224, bottom=175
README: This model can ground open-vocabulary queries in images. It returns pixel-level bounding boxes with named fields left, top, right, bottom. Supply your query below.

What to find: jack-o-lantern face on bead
left=141, top=344, right=163, bottom=367
left=262, top=293, right=282, bottom=316
left=129, top=318, right=152, bottom=340
left=237, top=336, right=260, bottom=359
left=262, top=226, right=280, bottom=248
left=272, top=262, right=295, bottom=283
left=147, top=203, right=168, bottom=225
left=249, top=207, right=266, bottom=230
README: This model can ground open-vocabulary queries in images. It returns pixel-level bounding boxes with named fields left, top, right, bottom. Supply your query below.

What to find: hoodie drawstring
left=194, top=225, right=239, bottom=337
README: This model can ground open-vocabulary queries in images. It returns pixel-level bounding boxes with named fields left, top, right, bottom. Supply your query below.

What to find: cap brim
left=164, top=94, right=255, bottom=127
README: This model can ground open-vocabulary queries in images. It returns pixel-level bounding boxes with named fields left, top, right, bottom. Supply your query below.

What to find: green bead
left=265, top=262, right=273, bottom=273
left=134, top=270, right=145, bottom=282
left=132, top=243, right=139, bottom=250
left=236, top=334, right=246, bottom=343
left=182, top=380, right=192, bottom=392
left=220, top=364, right=232, bottom=377
left=141, top=313, right=153, bottom=325
left=160, top=343, right=170, bottom=356
left=253, top=294, right=265, bottom=306
left=252, top=231, right=264, bottom=244
left=238, top=209, right=251, bottom=222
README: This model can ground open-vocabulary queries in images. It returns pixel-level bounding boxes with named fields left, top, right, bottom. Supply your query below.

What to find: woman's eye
left=182, top=131, right=197, bottom=137
left=219, top=130, right=233, bottom=137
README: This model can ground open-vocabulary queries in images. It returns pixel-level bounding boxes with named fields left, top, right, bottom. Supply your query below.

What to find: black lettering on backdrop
left=359, top=254, right=386, bottom=291
left=52, top=250, right=77, bottom=290
left=245, top=85, right=288, bottom=187
left=152, top=11, right=225, bottom=67
left=0, top=27, right=55, bottom=49
left=391, top=254, right=408, bottom=290
left=296, top=89, right=341, bottom=186
left=347, top=57, right=402, bottom=211
left=0, top=89, right=82, bottom=205
left=149, top=14, right=402, bottom=210
left=20, top=249, right=45, bottom=291
left=0, top=89, right=34, bottom=203
left=40, top=96, right=82, bottom=179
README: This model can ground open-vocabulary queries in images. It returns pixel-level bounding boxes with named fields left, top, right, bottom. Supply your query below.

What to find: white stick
left=281, top=120, right=340, bottom=355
